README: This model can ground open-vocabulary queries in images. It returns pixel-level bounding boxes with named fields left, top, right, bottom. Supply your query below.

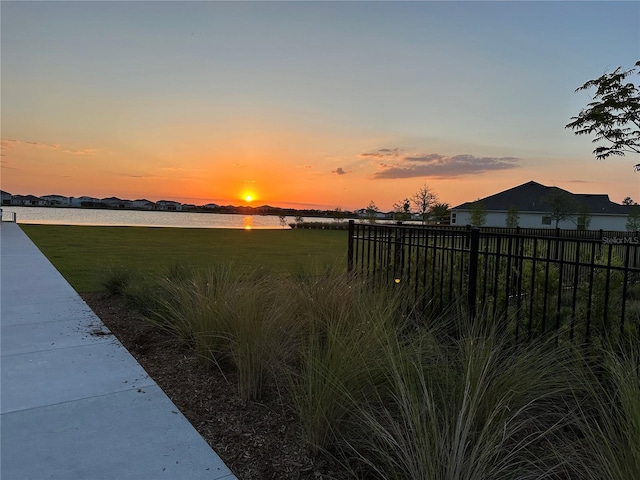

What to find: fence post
left=394, top=223, right=403, bottom=282
left=467, top=227, right=480, bottom=322
left=347, top=220, right=355, bottom=273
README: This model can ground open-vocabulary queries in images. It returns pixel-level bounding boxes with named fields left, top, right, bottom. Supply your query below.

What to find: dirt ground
left=82, top=292, right=346, bottom=480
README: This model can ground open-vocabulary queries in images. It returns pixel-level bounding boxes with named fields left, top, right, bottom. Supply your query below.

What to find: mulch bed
left=82, top=292, right=346, bottom=480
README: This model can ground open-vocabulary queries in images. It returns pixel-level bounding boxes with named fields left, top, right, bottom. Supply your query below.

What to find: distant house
left=70, top=196, right=100, bottom=207
left=132, top=199, right=156, bottom=210
left=41, top=194, right=71, bottom=206
left=157, top=200, right=182, bottom=211
left=1, top=190, right=12, bottom=206
left=203, top=203, right=220, bottom=210
left=451, top=180, right=633, bottom=231
left=354, top=208, right=389, bottom=220
left=101, top=197, right=133, bottom=209
left=11, top=195, right=47, bottom=206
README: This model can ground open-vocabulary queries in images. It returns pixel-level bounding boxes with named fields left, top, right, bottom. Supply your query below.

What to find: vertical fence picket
left=620, top=243, right=631, bottom=339
left=448, top=230, right=456, bottom=307
left=585, top=243, right=597, bottom=343
left=603, top=245, right=614, bottom=339
left=527, top=238, right=538, bottom=339
left=347, top=220, right=354, bottom=273
left=541, top=239, right=552, bottom=334
left=570, top=242, right=581, bottom=341
left=467, top=228, right=480, bottom=322
left=555, top=240, right=565, bottom=335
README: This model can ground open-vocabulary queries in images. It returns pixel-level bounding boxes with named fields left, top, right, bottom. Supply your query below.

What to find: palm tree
left=430, top=202, right=451, bottom=224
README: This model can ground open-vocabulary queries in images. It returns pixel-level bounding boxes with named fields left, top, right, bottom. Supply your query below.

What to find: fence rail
left=347, top=221, right=640, bottom=344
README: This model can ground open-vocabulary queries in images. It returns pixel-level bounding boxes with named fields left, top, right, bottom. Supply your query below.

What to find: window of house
left=451, top=213, right=457, bottom=224
left=542, top=215, right=551, bottom=225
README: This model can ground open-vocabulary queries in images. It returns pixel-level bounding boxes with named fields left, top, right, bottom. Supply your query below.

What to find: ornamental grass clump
left=101, top=266, right=136, bottom=297
left=569, top=339, right=640, bottom=480
left=101, top=267, right=159, bottom=316
left=141, top=264, right=239, bottom=364
left=221, top=274, right=303, bottom=401
left=140, top=264, right=307, bottom=401
left=336, top=313, right=582, bottom=480
left=287, top=276, right=405, bottom=455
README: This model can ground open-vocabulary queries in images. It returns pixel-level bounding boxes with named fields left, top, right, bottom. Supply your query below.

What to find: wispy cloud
left=366, top=149, right=520, bottom=179
left=359, top=148, right=401, bottom=159
left=1, top=138, right=96, bottom=156
left=1, top=138, right=21, bottom=149
left=112, top=170, right=166, bottom=180
left=30, top=141, right=96, bottom=155
left=332, top=167, right=349, bottom=175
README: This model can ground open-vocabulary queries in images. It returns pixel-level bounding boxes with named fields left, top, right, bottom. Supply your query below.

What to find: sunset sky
left=1, top=1, right=639, bottom=211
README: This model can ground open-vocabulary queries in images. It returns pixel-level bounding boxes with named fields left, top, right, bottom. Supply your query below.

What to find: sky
left=1, top=1, right=639, bottom=211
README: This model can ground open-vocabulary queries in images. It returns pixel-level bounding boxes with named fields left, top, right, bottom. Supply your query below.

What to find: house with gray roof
left=101, top=197, right=133, bottom=209
left=1, top=190, right=12, bottom=206
left=157, top=200, right=182, bottom=211
left=132, top=199, right=156, bottom=210
left=451, top=180, right=634, bottom=231
left=70, top=196, right=100, bottom=207
left=10, top=194, right=47, bottom=206
left=41, top=194, right=71, bottom=206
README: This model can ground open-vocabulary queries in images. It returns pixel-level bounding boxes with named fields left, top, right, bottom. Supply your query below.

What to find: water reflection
left=243, top=216, right=253, bottom=230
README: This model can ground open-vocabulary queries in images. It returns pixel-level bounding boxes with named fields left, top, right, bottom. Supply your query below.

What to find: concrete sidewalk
left=1, top=222, right=237, bottom=479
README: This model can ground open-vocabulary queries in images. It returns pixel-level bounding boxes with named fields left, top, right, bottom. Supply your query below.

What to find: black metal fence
left=347, top=221, right=640, bottom=344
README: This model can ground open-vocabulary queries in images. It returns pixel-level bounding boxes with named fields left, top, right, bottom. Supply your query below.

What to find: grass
left=20, top=224, right=346, bottom=292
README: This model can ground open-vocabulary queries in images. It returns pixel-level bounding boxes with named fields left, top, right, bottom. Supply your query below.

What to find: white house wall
left=452, top=210, right=631, bottom=231
left=588, top=214, right=632, bottom=231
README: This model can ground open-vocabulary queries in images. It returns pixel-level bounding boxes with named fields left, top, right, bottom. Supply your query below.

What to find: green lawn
left=20, top=225, right=347, bottom=292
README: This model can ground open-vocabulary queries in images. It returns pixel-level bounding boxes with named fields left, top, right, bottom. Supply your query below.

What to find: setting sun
left=244, top=194, right=253, bottom=203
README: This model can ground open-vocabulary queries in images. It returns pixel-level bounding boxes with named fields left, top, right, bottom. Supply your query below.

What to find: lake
left=0, top=206, right=337, bottom=229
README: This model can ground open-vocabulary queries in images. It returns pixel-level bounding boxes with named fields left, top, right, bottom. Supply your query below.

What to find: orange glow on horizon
left=3, top=133, right=637, bottom=211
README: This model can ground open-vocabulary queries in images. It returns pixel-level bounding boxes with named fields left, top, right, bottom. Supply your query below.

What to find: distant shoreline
left=1, top=202, right=355, bottom=220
